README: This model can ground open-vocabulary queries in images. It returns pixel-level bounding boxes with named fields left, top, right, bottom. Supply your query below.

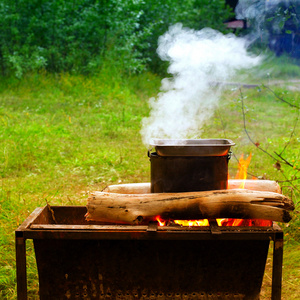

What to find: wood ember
left=86, top=189, right=294, bottom=224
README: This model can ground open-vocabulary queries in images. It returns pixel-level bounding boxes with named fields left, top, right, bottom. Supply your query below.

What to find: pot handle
left=148, top=148, right=158, bottom=157
left=227, top=151, right=232, bottom=162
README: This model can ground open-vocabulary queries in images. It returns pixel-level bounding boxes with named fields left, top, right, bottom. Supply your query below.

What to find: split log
left=228, top=179, right=281, bottom=193
left=104, top=182, right=151, bottom=194
left=86, top=189, right=294, bottom=224
left=103, top=180, right=281, bottom=194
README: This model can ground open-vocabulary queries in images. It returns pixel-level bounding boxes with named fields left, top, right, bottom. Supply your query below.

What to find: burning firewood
left=86, top=189, right=294, bottom=224
left=103, top=179, right=281, bottom=194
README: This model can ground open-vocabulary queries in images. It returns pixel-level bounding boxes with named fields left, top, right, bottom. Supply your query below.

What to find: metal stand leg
left=271, top=238, right=283, bottom=300
left=16, top=233, right=27, bottom=300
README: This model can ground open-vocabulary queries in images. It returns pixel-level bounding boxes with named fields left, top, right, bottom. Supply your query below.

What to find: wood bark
left=103, top=180, right=281, bottom=194
left=86, top=189, right=294, bottom=224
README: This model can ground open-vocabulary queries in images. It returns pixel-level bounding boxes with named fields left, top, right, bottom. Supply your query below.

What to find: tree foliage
left=0, top=0, right=232, bottom=76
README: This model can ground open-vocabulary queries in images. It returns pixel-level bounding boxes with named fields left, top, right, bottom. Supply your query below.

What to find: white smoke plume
left=236, top=0, right=300, bottom=20
left=141, top=24, right=261, bottom=146
left=235, top=0, right=267, bottom=21
left=235, top=0, right=300, bottom=39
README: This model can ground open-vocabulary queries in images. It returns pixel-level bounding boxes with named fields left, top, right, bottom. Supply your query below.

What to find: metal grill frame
left=16, top=206, right=284, bottom=300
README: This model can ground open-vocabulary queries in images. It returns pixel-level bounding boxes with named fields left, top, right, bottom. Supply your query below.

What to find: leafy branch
left=238, top=87, right=300, bottom=193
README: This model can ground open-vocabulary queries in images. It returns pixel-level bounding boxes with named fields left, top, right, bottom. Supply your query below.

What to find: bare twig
left=216, top=107, right=258, bottom=178
left=239, top=88, right=278, bottom=162
left=274, top=152, right=294, bottom=168
left=279, top=170, right=300, bottom=194
left=262, top=84, right=300, bottom=109
left=279, top=108, right=299, bottom=156
left=239, top=88, right=300, bottom=192
left=260, top=84, right=299, bottom=157
left=45, top=199, right=57, bottom=224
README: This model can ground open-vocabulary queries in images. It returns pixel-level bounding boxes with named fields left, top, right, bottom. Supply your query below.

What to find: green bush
left=0, top=0, right=232, bottom=76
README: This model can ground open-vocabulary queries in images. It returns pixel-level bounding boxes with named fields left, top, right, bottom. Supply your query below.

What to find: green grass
left=239, top=52, right=300, bottom=82
left=257, top=54, right=300, bottom=80
left=0, top=70, right=161, bottom=299
left=0, top=66, right=299, bottom=299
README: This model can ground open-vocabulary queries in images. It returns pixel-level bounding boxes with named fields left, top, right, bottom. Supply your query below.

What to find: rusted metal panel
left=15, top=207, right=45, bottom=234
left=34, top=239, right=269, bottom=299
left=29, top=224, right=149, bottom=231
left=21, top=206, right=281, bottom=242
left=16, top=206, right=284, bottom=300
left=15, top=236, right=27, bottom=300
left=272, top=238, right=284, bottom=300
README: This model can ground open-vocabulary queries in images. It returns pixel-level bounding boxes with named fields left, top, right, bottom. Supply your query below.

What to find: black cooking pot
left=149, top=139, right=235, bottom=193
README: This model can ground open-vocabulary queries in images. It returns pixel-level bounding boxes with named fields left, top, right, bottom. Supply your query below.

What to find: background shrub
left=0, top=0, right=232, bottom=76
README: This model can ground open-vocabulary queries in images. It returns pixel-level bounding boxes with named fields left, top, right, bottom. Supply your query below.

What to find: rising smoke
left=236, top=0, right=300, bottom=21
left=140, top=24, right=261, bottom=146
left=236, top=0, right=300, bottom=43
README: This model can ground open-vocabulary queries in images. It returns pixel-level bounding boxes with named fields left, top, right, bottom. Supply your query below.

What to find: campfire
left=15, top=23, right=294, bottom=299
left=16, top=139, right=294, bottom=300
left=82, top=138, right=293, bottom=299
left=162, top=151, right=272, bottom=228
left=86, top=139, right=294, bottom=226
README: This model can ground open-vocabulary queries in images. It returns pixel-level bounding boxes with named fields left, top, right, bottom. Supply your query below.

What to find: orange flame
left=236, top=153, right=252, bottom=188
left=222, top=152, right=271, bottom=227
left=156, top=152, right=271, bottom=227
left=174, top=219, right=209, bottom=226
left=156, top=216, right=166, bottom=226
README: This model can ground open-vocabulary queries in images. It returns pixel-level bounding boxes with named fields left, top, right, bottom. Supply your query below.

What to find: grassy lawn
left=0, top=65, right=299, bottom=298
